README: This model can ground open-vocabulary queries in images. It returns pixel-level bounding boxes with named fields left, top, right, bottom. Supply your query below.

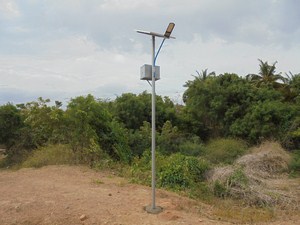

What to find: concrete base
left=144, top=205, right=163, bottom=214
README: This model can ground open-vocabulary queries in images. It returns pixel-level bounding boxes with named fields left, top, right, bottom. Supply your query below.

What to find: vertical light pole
left=136, top=22, right=175, bottom=214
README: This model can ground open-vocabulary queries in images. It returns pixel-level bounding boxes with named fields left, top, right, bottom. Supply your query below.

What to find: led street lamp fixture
left=164, top=22, right=175, bottom=38
left=136, top=22, right=176, bottom=39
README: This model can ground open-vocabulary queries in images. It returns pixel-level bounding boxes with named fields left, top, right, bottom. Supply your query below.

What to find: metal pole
left=151, top=35, right=156, bottom=210
left=138, top=24, right=174, bottom=214
left=145, top=34, right=162, bottom=215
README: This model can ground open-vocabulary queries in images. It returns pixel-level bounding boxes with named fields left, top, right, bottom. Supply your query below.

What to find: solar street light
left=136, top=22, right=175, bottom=214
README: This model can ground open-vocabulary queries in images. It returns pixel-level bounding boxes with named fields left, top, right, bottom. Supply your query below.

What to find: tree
left=183, top=73, right=253, bottom=140
left=157, top=121, right=184, bottom=155
left=230, top=100, right=298, bottom=143
left=112, top=91, right=177, bottom=131
left=112, top=93, right=147, bottom=130
left=18, top=97, right=66, bottom=147
left=0, top=103, right=22, bottom=148
left=281, top=72, right=300, bottom=102
left=127, top=121, right=152, bottom=157
left=194, top=69, right=215, bottom=81
left=246, top=59, right=286, bottom=89
left=65, top=94, right=132, bottom=163
left=182, top=70, right=299, bottom=145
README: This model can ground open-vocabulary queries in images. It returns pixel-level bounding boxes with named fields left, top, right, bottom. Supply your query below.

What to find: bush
left=128, top=122, right=151, bottom=157
left=230, top=100, right=298, bottom=144
left=289, top=150, right=300, bottom=176
left=128, top=149, right=162, bottom=186
left=158, top=153, right=210, bottom=190
left=178, top=136, right=206, bottom=156
left=0, top=103, right=23, bottom=148
left=213, top=180, right=228, bottom=198
left=228, top=168, right=249, bottom=189
left=204, top=138, right=248, bottom=164
left=66, top=95, right=132, bottom=163
left=210, top=167, right=249, bottom=199
left=128, top=152, right=210, bottom=192
left=157, top=121, right=183, bottom=154
left=189, top=182, right=213, bottom=200
left=21, top=144, right=76, bottom=168
left=212, top=167, right=249, bottom=199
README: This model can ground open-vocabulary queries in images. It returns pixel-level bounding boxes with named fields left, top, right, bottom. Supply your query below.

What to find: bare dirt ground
left=0, top=165, right=299, bottom=225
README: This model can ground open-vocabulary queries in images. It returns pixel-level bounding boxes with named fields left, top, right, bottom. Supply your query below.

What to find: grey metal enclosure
left=140, top=64, right=160, bottom=80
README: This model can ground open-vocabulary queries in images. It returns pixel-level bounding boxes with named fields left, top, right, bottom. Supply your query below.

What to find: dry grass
left=21, top=144, right=76, bottom=168
left=206, top=165, right=235, bottom=183
left=0, top=148, right=6, bottom=160
left=0, top=149, right=7, bottom=168
left=211, top=199, right=275, bottom=224
left=207, top=142, right=299, bottom=209
left=237, top=142, right=291, bottom=179
left=0, top=154, right=5, bottom=161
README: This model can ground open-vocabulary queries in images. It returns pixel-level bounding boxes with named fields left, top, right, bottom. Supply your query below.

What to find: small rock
left=15, top=204, right=21, bottom=212
left=79, top=214, right=88, bottom=221
left=108, top=193, right=112, bottom=196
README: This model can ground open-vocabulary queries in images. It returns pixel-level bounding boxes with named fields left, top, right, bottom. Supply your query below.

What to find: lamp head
left=164, top=22, right=175, bottom=38
left=136, top=22, right=175, bottom=39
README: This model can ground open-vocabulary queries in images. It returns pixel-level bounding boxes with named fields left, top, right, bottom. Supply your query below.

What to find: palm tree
left=184, top=69, right=215, bottom=88
left=194, top=69, right=216, bottom=81
left=183, top=69, right=215, bottom=103
left=281, top=72, right=300, bottom=101
left=246, top=59, right=286, bottom=88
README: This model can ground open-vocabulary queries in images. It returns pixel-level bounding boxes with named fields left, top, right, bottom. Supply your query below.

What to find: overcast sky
left=1, top=0, right=300, bottom=105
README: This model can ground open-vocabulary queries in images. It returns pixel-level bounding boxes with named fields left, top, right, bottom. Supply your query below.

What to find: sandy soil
left=0, top=165, right=299, bottom=225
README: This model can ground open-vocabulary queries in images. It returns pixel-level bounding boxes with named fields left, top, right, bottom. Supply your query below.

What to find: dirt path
left=0, top=165, right=299, bottom=225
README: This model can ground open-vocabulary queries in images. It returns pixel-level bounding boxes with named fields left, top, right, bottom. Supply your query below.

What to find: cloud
left=0, top=0, right=300, bottom=104
left=2, top=0, right=298, bottom=54
left=0, top=33, right=149, bottom=104
left=0, top=0, right=20, bottom=19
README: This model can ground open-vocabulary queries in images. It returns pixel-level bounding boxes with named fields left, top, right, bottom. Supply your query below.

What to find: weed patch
left=92, top=179, right=104, bottom=185
left=21, top=144, right=76, bottom=168
left=204, top=138, right=248, bottom=164
left=212, top=199, right=275, bottom=224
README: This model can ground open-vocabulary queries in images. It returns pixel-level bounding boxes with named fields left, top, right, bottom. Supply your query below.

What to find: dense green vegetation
left=1, top=59, right=300, bottom=201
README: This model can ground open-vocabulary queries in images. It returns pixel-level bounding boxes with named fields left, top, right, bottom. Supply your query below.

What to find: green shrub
left=213, top=180, right=228, bottom=198
left=157, top=121, right=183, bottom=154
left=212, top=168, right=250, bottom=200
left=212, top=168, right=249, bottom=199
left=128, top=122, right=151, bottom=157
left=158, top=155, right=190, bottom=189
left=178, top=137, right=206, bottom=156
left=158, top=153, right=210, bottom=190
left=289, top=150, right=300, bottom=176
left=230, top=100, right=298, bottom=145
left=228, top=168, right=249, bottom=189
left=129, top=155, right=151, bottom=185
left=128, top=149, right=164, bottom=186
left=0, top=146, right=31, bottom=167
left=189, top=182, right=213, bottom=201
left=0, top=151, right=8, bottom=168
left=22, top=144, right=76, bottom=168
left=128, top=151, right=210, bottom=192
left=204, top=138, right=248, bottom=164
left=0, top=104, right=23, bottom=148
